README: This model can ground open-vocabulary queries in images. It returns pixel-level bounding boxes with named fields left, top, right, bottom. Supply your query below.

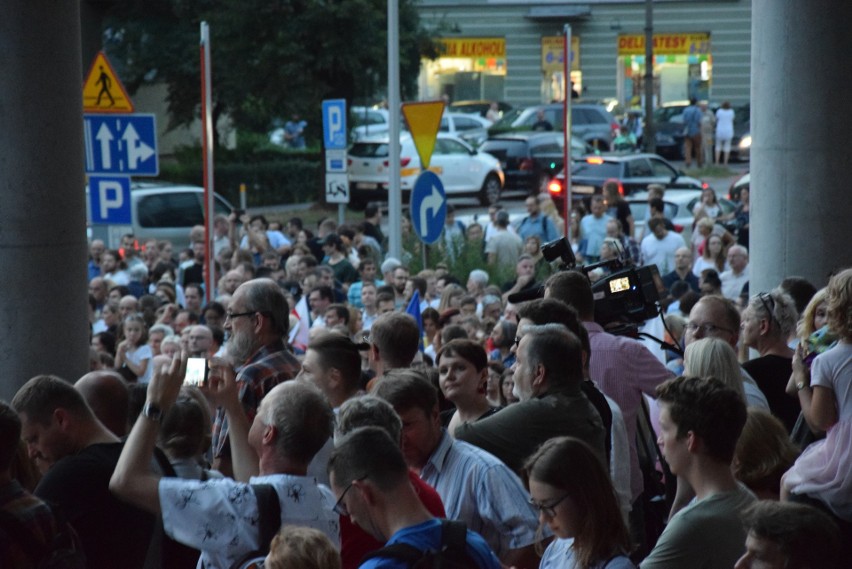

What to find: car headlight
left=739, top=135, right=751, bottom=149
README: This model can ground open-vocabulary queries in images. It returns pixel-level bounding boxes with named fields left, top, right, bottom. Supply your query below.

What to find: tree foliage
left=104, top=0, right=437, bottom=138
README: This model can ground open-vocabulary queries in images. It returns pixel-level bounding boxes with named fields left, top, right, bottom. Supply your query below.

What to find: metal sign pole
left=563, top=24, right=573, bottom=238
left=387, top=0, right=401, bottom=261
left=200, top=22, right=215, bottom=304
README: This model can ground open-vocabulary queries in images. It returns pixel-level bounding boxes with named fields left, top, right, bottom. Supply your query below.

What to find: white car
left=347, top=133, right=505, bottom=209
left=627, top=189, right=736, bottom=244
left=86, top=182, right=234, bottom=250
left=350, top=106, right=393, bottom=141
left=440, top=113, right=493, bottom=147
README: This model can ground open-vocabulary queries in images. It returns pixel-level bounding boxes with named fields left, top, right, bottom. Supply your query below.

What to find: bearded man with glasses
left=211, top=278, right=301, bottom=477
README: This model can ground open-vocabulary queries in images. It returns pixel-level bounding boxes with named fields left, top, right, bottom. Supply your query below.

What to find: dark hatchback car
left=487, top=103, right=620, bottom=151
left=546, top=153, right=707, bottom=210
left=479, top=132, right=591, bottom=195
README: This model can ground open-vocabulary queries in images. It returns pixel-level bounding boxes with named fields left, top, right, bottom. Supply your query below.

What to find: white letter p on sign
left=99, top=181, right=124, bottom=219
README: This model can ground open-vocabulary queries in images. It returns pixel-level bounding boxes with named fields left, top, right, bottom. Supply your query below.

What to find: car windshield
left=349, top=143, right=389, bottom=158
left=571, top=161, right=621, bottom=178
left=490, top=108, right=524, bottom=129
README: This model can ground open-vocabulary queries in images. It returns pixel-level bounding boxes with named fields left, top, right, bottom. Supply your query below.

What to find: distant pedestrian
left=284, top=113, right=307, bottom=149
left=682, top=98, right=703, bottom=168
left=715, top=102, right=735, bottom=165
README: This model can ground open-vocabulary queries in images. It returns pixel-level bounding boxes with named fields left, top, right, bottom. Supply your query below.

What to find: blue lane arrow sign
left=410, top=171, right=446, bottom=245
left=84, top=113, right=159, bottom=176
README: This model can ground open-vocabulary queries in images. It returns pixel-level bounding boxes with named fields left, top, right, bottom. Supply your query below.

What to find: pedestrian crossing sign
left=82, top=51, right=135, bottom=113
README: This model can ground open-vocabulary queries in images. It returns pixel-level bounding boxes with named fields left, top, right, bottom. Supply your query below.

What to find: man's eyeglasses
left=758, top=292, right=778, bottom=327
left=333, top=476, right=367, bottom=517
left=225, top=311, right=256, bottom=322
left=685, top=322, right=735, bottom=336
left=529, top=493, right=571, bottom=519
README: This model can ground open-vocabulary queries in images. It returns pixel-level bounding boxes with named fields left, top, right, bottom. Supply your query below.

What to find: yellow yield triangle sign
left=402, top=101, right=445, bottom=169
left=83, top=51, right=135, bottom=113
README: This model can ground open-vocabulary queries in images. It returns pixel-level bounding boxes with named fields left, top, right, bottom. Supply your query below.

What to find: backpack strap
left=252, top=484, right=282, bottom=553
left=440, top=519, right=467, bottom=554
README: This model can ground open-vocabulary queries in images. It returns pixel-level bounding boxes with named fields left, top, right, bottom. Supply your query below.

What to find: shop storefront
left=419, top=37, right=507, bottom=102
left=541, top=35, right=581, bottom=102
left=617, top=33, right=713, bottom=106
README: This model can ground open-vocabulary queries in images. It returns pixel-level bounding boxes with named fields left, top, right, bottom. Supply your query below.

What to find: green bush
left=158, top=140, right=324, bottom=207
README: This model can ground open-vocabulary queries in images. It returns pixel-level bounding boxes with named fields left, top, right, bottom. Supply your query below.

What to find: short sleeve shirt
left=159, top=474, right=339, bottom=569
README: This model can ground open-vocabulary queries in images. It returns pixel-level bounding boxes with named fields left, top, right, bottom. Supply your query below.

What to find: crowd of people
left=0, top=188, right=848, bottom=569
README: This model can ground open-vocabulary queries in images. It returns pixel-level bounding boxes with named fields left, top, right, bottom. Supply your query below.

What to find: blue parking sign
left=89, top=176, right=132, bottom=224
left=322, top=99, right=348, bottom=150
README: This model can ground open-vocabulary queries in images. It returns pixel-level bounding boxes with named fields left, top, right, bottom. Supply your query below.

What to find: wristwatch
left=142, top=401, right=164, bottom=422
left=796, top=381, right=810, bottom=392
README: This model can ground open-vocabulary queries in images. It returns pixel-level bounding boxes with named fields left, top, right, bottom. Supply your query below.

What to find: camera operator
left=543, top=270, right=673, bottom=556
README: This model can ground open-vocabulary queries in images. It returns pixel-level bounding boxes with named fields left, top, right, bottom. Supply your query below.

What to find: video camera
left=514, top=237, right=665, bottom=329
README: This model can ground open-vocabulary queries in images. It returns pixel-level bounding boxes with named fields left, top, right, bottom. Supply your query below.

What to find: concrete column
left=750, top=0, right=852, bottom=294
left=0, top=2, right=88, bottom=399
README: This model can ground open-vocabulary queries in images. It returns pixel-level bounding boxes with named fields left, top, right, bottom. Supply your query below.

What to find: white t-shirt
left=125, top=344, right=153, bottom=383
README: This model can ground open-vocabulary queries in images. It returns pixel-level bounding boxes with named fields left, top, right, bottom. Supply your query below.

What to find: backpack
left=360, top=519, right=476, bottom=569
left=227, top=484, right=281, bottom=569
left=0, top=508, right=86, bottom=569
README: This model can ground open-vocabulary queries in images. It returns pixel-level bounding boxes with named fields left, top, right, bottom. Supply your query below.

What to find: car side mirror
left=470, top=148, right=477, bottom=156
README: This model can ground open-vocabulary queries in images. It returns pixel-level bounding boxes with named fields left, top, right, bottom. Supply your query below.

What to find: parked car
left=440, top=113, right=493, bottom=147
left=487, top=103, right=620, bottom=151
left=651, top=101, right=690, bottom=159
left=449, top=100, right=513, bottom=119
left=347, top=133, right=504, bottom=209
left=627, top=189, right=736, bottom=243
left=86, top=182, right=234, bottom=250
left=546, top=153, right=707, bottom=211
left=479, top=132, right=592, bottom=195
left=350, top=106, right=396, bottom=141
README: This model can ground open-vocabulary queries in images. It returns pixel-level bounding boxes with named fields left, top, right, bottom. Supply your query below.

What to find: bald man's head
left=75, top=371, right=129, bottom=437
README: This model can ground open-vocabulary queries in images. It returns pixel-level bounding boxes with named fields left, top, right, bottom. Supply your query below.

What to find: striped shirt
left=420, top=430, right=542, bottom=558
left=584, top=322, right=674, bottom=501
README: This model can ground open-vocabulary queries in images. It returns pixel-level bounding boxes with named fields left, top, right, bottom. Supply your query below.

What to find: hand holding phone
left=184, top=357, right=209, bottom=387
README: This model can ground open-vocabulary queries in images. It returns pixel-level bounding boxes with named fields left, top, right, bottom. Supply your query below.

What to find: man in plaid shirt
left=211, top=278, right=300, bottom=477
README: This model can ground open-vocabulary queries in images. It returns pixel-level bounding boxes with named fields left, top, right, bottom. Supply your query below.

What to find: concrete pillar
left=750, top=0, right=852, bottom=294
left=0, top=2, right=89, bottom=399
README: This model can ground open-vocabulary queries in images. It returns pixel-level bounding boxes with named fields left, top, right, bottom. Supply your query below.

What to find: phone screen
left=185, top=358, right=208, bottom=387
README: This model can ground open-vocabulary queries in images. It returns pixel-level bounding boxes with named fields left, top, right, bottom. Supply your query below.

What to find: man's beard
left=227, top=329, right=256, bottom=366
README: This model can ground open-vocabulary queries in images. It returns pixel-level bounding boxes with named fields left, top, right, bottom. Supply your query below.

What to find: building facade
left=416, top=0, right=751, bottom=108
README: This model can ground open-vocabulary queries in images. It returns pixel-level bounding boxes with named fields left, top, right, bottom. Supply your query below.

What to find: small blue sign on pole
left=322, top=99, right=348, bottom=150
left=410, top=171, right=446, bottom=245
left=84, top=113, right=159, bottom=176
left=89, top=176, right=132, bottom=224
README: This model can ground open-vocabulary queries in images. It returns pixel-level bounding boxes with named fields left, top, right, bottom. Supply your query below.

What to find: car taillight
left=586, top=156, right=604, bottom=164
left=519, top=158, right=534, bottom=171
left=548, top=179, right=563, bottom=196
left=701, top=181, right=710, bottom=189
left=383, top=157, right=413, bottom=167
left=347, top=158, right=353, bottom=167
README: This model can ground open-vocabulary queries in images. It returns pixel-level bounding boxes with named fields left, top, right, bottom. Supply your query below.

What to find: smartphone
left=185, top=357, right=209, bottom=387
